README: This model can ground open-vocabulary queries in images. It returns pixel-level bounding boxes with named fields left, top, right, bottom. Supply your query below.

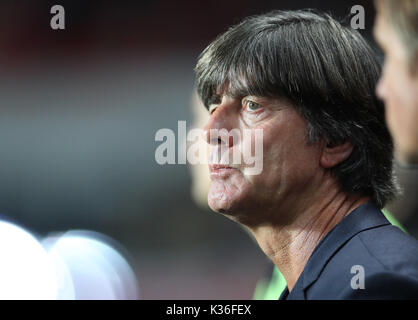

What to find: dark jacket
left=279, top=203, right=418, bottom=299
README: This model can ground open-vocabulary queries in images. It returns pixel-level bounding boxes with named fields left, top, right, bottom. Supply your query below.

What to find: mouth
left=209, top=164, right=238, bottom=178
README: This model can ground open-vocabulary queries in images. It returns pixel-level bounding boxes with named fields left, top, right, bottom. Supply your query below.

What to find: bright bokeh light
left=43, top=230, right=139, bottom=300
left=0, top=220, right=138, bottom=300
left=0, top=221, right=58, bottom=300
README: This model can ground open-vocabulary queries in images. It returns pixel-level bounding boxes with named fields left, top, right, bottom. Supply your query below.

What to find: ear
left=320, top=141, right=353, bottom=169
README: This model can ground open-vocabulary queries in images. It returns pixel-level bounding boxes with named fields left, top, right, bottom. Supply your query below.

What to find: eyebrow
left=205, top=95, right=221, bottom=112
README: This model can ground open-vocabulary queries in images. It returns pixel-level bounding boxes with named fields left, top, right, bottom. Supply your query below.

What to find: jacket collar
left=284, top=202, right=391, bottom=299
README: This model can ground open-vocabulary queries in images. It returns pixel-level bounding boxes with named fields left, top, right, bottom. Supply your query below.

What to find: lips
left=209, top=164, right=235, bottom=170
left=209, top=164, right=238, bottom=178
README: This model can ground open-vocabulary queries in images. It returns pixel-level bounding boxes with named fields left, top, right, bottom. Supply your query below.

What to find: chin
left=396, top=148, right=418, bottom=164
left=207, top=180, right=257, bottom=224
left=207, top=189, right=236, bottom=215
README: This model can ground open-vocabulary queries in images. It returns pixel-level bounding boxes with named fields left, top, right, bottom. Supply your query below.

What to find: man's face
left=204, top=94, right=324, bottom=225
left=374, top=9, right=418, bottom=163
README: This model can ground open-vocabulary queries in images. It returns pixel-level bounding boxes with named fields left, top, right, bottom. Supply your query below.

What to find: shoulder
left=355, top=224, right=418, bottom=274
left=338, top=270, right=418, bottom=299
left=307, top=225, right=418, bottom=299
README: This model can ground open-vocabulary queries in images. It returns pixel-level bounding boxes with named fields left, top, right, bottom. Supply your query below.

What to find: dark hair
left=195, top=9, right=396, bottom=208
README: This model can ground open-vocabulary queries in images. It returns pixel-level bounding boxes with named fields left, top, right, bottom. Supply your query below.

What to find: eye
left=244, top=99, right=262, bottom=112
left=209, top=105, right=218, bottom=115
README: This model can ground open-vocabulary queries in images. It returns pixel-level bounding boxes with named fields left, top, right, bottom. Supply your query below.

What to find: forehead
left=373, top=11, right=389, bottom=46
left=374, top=11, right=407, bottom=59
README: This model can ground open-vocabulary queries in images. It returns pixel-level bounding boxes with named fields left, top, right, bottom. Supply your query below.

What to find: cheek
left=241, top=128, right=295, bottom=193
left=384, top=72, right=417, bottom=128
left=383, top=60, right=415, bottom=107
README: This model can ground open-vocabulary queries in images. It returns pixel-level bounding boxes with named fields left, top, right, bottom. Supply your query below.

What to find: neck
left=245, top=181, right=369, bottom=292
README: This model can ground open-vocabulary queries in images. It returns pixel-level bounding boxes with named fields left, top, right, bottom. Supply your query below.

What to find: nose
left=376, top=66, right=387, bottom=101
left=203, top=103, right=237, bottom=148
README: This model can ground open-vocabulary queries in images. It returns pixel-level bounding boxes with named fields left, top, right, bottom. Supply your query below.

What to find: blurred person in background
left=374, top=0, right=418, bottom=231
left=194, top=10, right=418, bottom=299
left=374, top=0, right=418, bottom=165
